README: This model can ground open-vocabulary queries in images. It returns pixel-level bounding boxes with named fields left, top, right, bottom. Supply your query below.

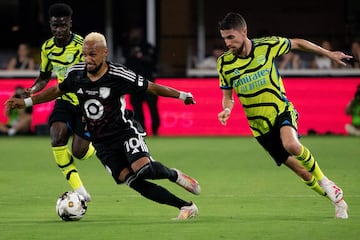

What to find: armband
left=24, top=97, right=33, bottom=107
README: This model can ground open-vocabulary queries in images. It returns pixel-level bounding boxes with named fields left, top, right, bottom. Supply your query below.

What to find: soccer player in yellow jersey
left=28, top=3, right=94, bottom=201
left=217, top=12, right=352, bottom=219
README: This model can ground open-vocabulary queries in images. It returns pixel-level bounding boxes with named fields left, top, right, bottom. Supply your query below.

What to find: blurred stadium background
left=0, top=0, right=360, bottom=136
left=0, top=0, right=359, bottom=76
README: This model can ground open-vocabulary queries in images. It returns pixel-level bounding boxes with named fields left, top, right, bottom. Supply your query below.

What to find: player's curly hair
left=48, top=3, right=73, bottom=18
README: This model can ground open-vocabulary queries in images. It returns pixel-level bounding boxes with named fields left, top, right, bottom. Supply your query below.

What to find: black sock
left=129, top=178, right=189, bottom=209
left=136, top=161, right=177, bottom=181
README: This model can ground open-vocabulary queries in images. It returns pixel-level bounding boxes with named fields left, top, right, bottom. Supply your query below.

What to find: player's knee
left=50, top=125, right=69, bottom=146
left=51, top=134, right=68, bottom=146
left=135, top=163, right=154, bottom=179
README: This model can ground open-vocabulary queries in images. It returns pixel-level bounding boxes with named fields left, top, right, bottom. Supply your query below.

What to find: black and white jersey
left=59, top=61, right=148, bottom=142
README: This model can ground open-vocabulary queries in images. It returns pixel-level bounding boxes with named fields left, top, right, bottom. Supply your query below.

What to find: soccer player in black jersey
left=7, top=32, right=200, bottom=220
left=27, top=3, right=95, bottom=201
left=217, top=12, right=352, bottom=219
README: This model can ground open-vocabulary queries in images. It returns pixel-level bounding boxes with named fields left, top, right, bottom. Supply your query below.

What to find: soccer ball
left=56, top=191, right=88, bottom=221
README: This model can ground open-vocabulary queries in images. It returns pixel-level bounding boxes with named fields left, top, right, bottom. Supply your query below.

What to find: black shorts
left=256, top=110, right=298, bottom=166
left=48, top=99, right=91, bottom=141
left=94, top=132, right=150, bottom=184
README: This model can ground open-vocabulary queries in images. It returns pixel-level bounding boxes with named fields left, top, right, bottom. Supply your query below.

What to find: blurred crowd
left=1, top=43, right=38, bottom=70
left=277, top=39, right=360, bottom=70
left=188, top=39, right=360, bottom=71
left=2, top=38, right=360, bottom=72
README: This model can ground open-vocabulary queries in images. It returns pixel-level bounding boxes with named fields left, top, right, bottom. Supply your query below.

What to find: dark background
left=1, top=0, right=359, bottom=76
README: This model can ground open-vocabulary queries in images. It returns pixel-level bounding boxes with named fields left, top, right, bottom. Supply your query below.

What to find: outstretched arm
left=146, top=81, right=195, bottom=105
left=5, top=85, right=63, bottom=111
left=290, top=38, right=353, bottom=67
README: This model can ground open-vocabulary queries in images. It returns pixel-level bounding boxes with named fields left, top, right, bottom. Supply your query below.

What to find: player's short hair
left=48, top=3, right=73, bottom=18
left=84, top=32, right=107, bottom=48
left=218, top=12, right=247, bottom=30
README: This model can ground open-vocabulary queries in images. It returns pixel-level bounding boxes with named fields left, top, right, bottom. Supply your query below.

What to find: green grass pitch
left=0, top=135, right=359, bottom=239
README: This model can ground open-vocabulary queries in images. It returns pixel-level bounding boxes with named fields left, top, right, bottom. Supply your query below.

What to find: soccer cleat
left=174, top=202, right=199, bottom=220
left=334, top=199, right=349, bottom=219
left=319, top=178, right=343, bottom=203
left=173, top=169, right=201, bottom=195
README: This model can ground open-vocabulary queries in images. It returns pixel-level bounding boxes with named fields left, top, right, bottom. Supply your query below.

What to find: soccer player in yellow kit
left=217, top=12, right=352, bottom=219
left=29, top=3, right=94, bottom=201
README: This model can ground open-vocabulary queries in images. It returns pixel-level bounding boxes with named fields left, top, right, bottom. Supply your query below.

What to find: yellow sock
left=79, top=142, right=96, bottom=161
left=52, top=145, right=83, bottom=190
left=302, top=175, right=327, bottom=196
left=295, top=145, right=325, bottom=181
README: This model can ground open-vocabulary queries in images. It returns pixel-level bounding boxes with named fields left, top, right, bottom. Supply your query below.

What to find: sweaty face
left=83, top=42, right=107, bottom=74
left=220, top=28, right=246, bottom=56
left=49, top=16, right=72, bottom=45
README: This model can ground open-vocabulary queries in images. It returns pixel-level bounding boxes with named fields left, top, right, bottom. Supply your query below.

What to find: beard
left=232, top=41, right=245, bottom=56
left=87, top=62, right=103, bottom=74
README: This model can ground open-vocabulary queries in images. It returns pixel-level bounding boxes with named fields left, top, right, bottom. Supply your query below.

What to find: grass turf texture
left=0, top=135, right=359, bottom=239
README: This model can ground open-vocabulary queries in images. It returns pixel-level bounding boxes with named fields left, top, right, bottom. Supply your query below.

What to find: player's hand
left=179, top=91, right=196, bottom=105
left=329, top=51, right=353, bottom=67
left=5, top=98, right=25, bottom=113
left=24, top=87, right=32, bottom=96
left=218, top=109, right=231, bottom=126
left=184, top=96, right=196, bottom=105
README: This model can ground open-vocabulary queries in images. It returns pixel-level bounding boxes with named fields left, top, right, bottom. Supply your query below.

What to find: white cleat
left=174, top=202, right=199, bottom=220
left=319, top=177, right=343, bottom=203
left=173, top=169, right=201, bottom=195
left=335, top=199, right=348, bottom=219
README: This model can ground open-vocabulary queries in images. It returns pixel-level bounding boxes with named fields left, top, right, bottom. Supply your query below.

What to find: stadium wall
left=0, top=77, right=359, bottom=136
